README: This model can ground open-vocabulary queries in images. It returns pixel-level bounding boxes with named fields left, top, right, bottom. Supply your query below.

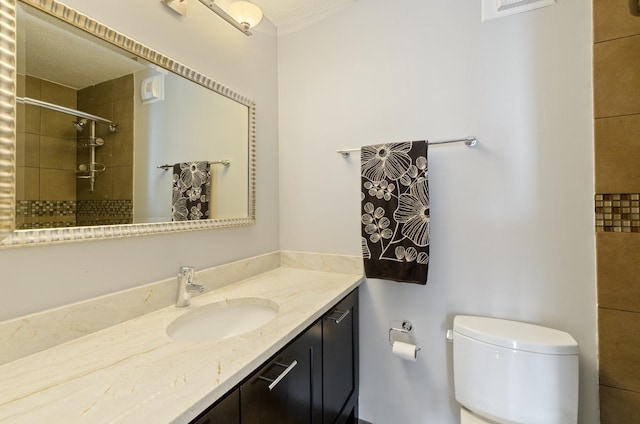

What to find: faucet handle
left=188, top=283, right=205, bottom=293
left=179, top=266, right=194, bottom=279
left=179, top=266, right=203, bottom=292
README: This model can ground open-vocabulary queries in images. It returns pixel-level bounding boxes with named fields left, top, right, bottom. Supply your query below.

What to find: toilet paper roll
left=392, top=341, right=418, bottom=362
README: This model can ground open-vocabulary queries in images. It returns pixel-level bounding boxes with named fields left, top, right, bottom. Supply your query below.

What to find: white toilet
left=451, top=315, right=579, bottom=424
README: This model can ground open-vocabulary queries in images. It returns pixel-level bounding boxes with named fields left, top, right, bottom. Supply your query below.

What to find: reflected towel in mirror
left=172, top=162, right=211, bottom=221
left=361, top=141, right=429, bottom=285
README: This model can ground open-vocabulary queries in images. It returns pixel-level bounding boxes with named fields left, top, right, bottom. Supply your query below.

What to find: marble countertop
left=0, top=266, right=363, bottom=423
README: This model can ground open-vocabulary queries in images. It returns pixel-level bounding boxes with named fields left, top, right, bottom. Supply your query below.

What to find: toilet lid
left=453, top=315, right=579, bottom=355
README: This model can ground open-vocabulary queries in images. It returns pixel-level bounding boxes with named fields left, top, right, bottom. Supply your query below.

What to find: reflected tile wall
left=76, top=74, right=134, bottom=226
left=15, top=75, right=78, bottom=228
left=15, top=74, right=135, bottom=228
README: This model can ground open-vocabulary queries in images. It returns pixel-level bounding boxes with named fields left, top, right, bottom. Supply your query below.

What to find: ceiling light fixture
left=198, top=0, right=262, bottom=36
left=227, top=1, right=263, bottom=30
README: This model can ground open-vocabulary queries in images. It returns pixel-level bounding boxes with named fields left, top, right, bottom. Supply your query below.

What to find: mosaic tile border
left=595, top=194, right=640, bottom=232
left=16, top=200, right=133, bottom=229
left=18, top=221, right=77, bottom=230
left=16, top=200, right=76, bottom=217
left=77, top=200, right=132, bottom=217
left=77, top=218, right=132, bottom=226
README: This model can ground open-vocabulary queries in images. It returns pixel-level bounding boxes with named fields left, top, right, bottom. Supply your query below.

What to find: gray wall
left=278, top=0, right=597, bottom=422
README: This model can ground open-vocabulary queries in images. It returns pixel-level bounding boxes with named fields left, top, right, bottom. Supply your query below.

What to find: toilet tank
left=452, top=315, right=579, bottom=424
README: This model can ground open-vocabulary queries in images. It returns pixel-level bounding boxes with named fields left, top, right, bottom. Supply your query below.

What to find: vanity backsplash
left=0, top=251, right=362, bottom=365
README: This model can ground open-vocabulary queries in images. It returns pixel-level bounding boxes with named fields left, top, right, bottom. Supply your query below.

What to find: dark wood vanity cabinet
left=241, top=320, right=322, bottom=424
left=189, top=288, right=358, bottom=424
left=322, top=289, right=359, bottom=424
left=190, top=389, right=240, bottom=424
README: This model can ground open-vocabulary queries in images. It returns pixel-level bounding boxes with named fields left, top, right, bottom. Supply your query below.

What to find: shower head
left=72, top=119, right=87, bottom=132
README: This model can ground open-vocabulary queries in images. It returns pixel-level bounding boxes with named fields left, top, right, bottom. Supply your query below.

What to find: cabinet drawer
left=241, top=320, right=322, bottom=424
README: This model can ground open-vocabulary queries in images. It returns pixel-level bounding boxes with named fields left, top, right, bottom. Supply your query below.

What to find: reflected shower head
left=72, top=119, right=86, bottom=132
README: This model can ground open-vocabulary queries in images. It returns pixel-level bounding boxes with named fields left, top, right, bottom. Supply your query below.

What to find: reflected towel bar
left=157, top=160, right=231, bottom=170
left=336, top=136, right=477, bottom=157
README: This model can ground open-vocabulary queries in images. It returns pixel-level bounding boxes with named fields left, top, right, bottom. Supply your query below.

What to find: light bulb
left=227, top=1, right=263, bottom=29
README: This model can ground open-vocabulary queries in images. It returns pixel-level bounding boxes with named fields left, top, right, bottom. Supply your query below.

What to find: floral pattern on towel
left=172, top=162, right=210, bottom=221
left=361, top=141, right=429, bottom=284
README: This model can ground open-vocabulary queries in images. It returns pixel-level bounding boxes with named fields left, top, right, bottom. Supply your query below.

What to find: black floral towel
left=172, top=162, right=211, bottom=221
left=361, top=141, right=429, bottom=285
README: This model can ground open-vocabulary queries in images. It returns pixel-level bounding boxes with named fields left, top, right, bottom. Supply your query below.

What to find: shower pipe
left=16, top=96, right=118, bottom=132
left=75, top=120, right=105, bottom=193
left=336, top=136, right=478, bottom=157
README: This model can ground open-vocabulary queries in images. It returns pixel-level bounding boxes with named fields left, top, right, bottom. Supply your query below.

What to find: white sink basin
left=167, top=298, right=279, bottom=343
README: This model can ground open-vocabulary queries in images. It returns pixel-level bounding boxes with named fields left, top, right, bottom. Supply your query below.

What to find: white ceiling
left=17, top=4, right=145, bottom=90
left=219, top=0, right=359, bottom=28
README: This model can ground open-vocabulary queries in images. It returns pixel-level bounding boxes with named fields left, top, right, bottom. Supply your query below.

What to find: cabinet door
left=241, top=320, right=322, bottom=424
left=323, top=289, right=358, bottom=424
left=190, top=389, right=240, bottom=424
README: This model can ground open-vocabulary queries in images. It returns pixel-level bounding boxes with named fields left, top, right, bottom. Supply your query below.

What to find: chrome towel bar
left=336, top=136, right=477, bottom=157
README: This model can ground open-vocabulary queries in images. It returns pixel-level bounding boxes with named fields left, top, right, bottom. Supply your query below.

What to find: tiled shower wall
left=77, top=75, right=134, bottom=226
left=15, top=74, right=134, bottom=229
left=16, top=76, right=78, bottom=229
left=593, top=0, right=640, bottom=422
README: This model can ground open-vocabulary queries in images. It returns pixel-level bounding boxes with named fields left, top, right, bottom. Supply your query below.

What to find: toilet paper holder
left=388, top=320, right=421, bottom=351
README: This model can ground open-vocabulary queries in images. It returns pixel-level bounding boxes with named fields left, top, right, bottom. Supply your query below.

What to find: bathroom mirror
left=0, top=0, right=256, bottom=246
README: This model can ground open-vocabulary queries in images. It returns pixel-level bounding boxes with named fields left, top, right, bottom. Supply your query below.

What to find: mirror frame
left=0, top=0, right=256, bottom=247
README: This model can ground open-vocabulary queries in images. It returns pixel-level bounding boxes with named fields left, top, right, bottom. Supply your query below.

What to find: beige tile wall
left=15, top=74, right=134, bottom=228
left=594, top=1, right=640, bottom=422
left=595, top=115, right=640, bottom=193
left=77, top=74, right=134, bottom=225
left=15, top=76, right=78, bottom=228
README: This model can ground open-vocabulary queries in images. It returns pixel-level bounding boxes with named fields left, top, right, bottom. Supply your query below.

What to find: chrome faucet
left=176, top=266, right=205, bottom=307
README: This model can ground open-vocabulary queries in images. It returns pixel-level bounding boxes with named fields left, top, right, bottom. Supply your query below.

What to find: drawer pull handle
left=258, top=360, right=298, bottom=391
left=325, top=309, right=350, bottom=324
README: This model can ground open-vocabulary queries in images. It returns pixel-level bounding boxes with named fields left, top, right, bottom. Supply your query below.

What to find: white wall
left=278, top=1, right=597, bottom=423
left=0, top=0, right=279, bottom=321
